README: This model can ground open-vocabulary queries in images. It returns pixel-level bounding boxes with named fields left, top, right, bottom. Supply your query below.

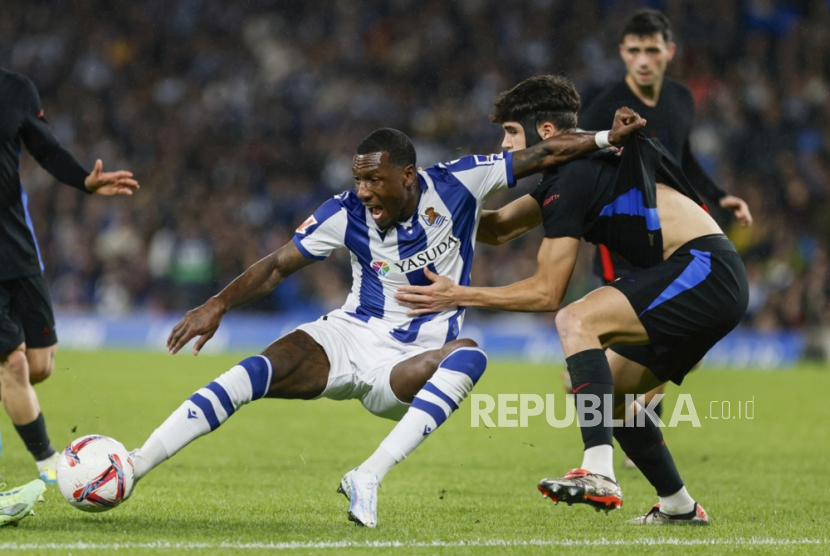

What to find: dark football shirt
left=530, top=134, right=704, bottom=270
left=580, top=78, right=724, bottom=280
left=580, top=78, right=725, bottom=202
left=0, top=68, right=89, bottom=280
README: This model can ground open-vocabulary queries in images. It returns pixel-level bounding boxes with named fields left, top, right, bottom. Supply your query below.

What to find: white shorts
left=296, top=310, right=432, bottom=421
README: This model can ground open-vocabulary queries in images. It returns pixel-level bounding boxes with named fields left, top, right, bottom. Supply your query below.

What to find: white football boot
left=628, top=502, right=710, bottom=525
left=337, top=468, right=380, bottom=528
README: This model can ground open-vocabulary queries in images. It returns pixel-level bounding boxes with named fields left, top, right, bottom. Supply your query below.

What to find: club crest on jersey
left=296, top=215, right=317, bottom=234
left=421, top=207, right=446, bottom=227
left=372, top=261, right=391, bottom=276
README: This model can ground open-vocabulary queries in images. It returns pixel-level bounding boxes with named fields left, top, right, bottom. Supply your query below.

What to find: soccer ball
left=56, top=435, right=135, bottom=512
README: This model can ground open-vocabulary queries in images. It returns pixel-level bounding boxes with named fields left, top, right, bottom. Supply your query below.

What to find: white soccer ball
left=56, top=435, right=135, bottom=513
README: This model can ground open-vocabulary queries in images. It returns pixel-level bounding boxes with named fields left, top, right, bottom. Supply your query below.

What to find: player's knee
left=555, top=305, right=585, bottom=340
left=0, top=347, right=30, bottom=385
left=28, top=358, right=54, bottom=384
left=260, top=331, right=329, bottom=399
left=443, top=338, right=478, bottom=354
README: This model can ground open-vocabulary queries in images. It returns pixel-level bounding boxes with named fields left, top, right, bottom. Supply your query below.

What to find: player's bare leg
left=131, top=330, right=329, bottom=480
left=340, top=339, right=487, bottom=527
left=25, top=345, right=57, bottom=385
left=0, top=344, right=58, bottom=482
left=607, top=350, right=709, bottom=525
left=539, top=286, right=648, bottom=512
left=0, top=345, right=39, bottom=425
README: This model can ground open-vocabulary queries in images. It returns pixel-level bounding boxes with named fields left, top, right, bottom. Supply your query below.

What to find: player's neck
left=625, top=74, right=662, bottom=108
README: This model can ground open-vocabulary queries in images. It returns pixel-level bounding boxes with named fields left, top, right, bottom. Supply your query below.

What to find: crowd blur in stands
left=2, top=0, right=828, bottom=341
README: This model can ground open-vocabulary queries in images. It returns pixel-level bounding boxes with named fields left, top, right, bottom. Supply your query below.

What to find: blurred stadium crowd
left=2, top=0, right=829, bottom=343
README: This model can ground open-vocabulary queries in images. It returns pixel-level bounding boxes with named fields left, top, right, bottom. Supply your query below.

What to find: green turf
left=0, top=351, right=827, bottom=554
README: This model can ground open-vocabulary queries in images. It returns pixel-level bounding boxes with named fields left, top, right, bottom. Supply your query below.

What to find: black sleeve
left=530, top=162, right=596, bottom=238
left=18, top=77, right=90, bottom=193
left=678, top=94, right=726, bottom=202
left=680, top=140, right=727, bottom=202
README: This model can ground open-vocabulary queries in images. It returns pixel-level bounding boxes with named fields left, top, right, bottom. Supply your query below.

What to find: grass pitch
left=0, top=350, right=827, bottom=554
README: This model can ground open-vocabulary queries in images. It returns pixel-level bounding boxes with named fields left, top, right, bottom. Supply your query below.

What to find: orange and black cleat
left=538, top=468, right=623, bottom=514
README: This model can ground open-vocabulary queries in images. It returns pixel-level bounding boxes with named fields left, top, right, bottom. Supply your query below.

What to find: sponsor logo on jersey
left=421, top=207, right=446, bottom=227
left=543, top=194, right=560, bottom=206
left=393, top=235, right=460, bottom=273
left=372, top=261, right=391, bottom=276
left=296, top=215, right=317, bottom=234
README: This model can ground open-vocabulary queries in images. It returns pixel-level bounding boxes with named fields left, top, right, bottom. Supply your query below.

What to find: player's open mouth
left=368, top=206, right=384, bottom=221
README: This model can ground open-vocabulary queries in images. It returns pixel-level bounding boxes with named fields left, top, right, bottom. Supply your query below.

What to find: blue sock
left=360, top=347, right=487, bottom=480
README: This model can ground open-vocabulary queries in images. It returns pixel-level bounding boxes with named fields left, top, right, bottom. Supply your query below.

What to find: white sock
left=357, top=446, right=399, bottom=482
left=133, top=355, right=272, bottom=480
left=358, top=347, right=487, bottom=481
left=659, top=485, right=695, bottom=515
left=581, top=444, right=616, bottom=481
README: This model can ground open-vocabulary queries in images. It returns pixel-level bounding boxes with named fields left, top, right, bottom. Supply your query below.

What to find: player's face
left=619, top=33, right=676, bottom=88
left=501, top=122, right=527, bottom=151
left=352, top=151, right=417, bottom=230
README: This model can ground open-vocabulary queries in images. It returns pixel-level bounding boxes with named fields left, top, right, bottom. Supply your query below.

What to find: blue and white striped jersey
left=293, top=152, right=515, bottom=348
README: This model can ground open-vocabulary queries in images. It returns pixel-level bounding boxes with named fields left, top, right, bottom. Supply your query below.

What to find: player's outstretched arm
left=84, top=159, right=140, bottom=196
left=397, top=236, right=580, bottom=314
left=167, top=242, right=316, bottom=356
left=477, top=195, right=542, bottom=245
left=511, top=108, right=646, bottom=179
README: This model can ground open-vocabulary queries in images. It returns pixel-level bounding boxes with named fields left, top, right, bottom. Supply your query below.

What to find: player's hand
left=167, top=297, right=227, bottom=356
left=608, top=107, right=646, bottom=144
left=84, top=159, right=140, bottom=196
left=719, top=195, right=753, bottom=226
left=395, top=267, right=458, bottom=315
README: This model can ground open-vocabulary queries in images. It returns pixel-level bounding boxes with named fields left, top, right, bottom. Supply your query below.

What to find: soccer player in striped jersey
left=129, top=117, right=644, bottom=527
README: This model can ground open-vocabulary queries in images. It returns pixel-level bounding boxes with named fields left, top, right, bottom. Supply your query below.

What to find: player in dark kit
left=574, top=9, right=753, bottom=447
left=397, top=75, right=749, bottom=525
left=0, top=68, right=139, bottom=482
left=581, top=9, right=753, bottom=276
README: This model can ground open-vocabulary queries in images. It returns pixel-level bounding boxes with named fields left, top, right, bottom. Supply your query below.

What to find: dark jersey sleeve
left=530, top=161, right=599, bottom=238
left=677, top=92, right=726, bottom=202
left=680, top=139, right=726, bottom=202
left=18, top=77, right=89, bottom=192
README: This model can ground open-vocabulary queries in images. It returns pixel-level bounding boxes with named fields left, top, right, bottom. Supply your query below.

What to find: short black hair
left=490, top=75, right=580, bottom=131
left=620, top=9, right=673, bottom=44
left=355, top=128, right=416, bottom=167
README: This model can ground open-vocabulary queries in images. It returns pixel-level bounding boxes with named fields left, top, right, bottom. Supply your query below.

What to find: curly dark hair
left=490, top=75, right=580, bottom=131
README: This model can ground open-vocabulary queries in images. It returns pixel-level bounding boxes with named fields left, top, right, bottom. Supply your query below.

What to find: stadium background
left=4, top=0, right=829, bottom=362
